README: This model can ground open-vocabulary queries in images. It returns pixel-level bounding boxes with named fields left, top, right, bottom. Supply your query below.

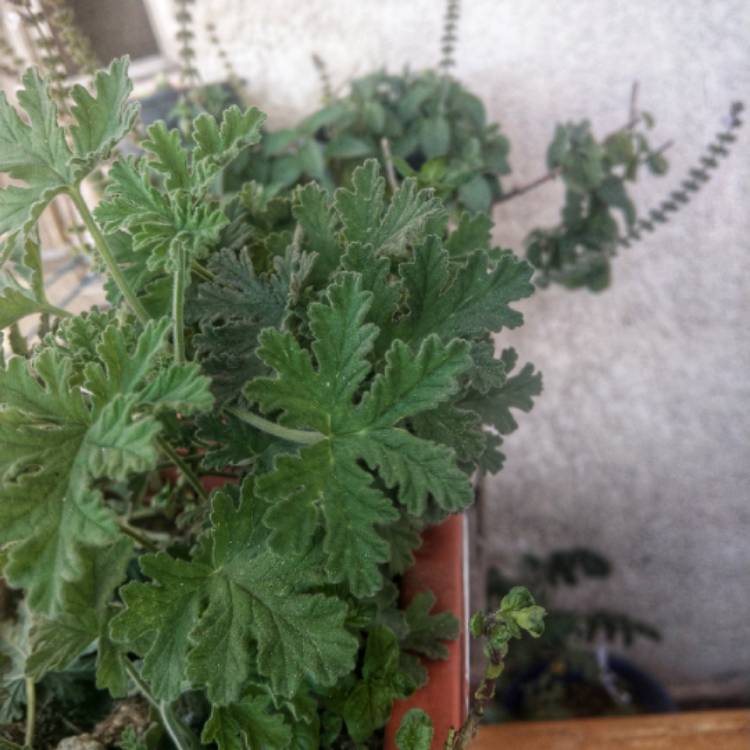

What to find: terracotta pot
left=384, top=514, right=469, bottom=749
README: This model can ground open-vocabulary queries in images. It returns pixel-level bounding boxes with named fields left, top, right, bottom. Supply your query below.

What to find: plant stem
left=172, top=244, right=188, bottom=365
left=291, top=223, right=304, bottom=254
left=191, top=259, right=214, bottom=282
left=445, top=668, right=497, bottom=749
left=494, top=169, right=560, bottom=204
left=38, top=301, right=72, bottom=320
left=123, top=660, right=201, bottom=750
left=68, top=186, right=150, bottom=324
left=380, top=137, right=399, bottom=192
left=157, top=437, right=209, bottom=502
left=24, top=234, right=49, bottom=305
left=628, top=80, right=640, bottom=126
left=24, top=678, right=35, bottom=748
left=117, top=519, right=161, bottom=551
left=228, top=406, right=324, bottom=445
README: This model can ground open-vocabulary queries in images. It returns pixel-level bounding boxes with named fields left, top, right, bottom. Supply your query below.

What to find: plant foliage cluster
left=0, top=59, right=543, bottom=748
left=484, top=548, right=661, bottom=722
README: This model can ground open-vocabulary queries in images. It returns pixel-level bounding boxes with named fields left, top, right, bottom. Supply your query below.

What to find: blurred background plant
left=483, top=548, right=667, bottom=722
left=2, top=0, right=742, bottom=299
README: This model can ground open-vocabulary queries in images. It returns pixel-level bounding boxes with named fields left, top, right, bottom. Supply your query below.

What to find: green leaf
left=419, top=116, right=451, bottom=159
left=363, top=100, right=386, bottom=133
left=340, top=241, right=402, bottom=334
left=298, top=139, right=327, bottom=180
left=82, top=395, right=161, bottom=479
left=445, top=212, right=493, bottom=260
left=411, top=403, right=486, bottom=465
left=262, top=128, right=298, bottom=156
left=190, top=247, right=307, bottom=401
left=138, top=361, right=216, bottom=414
left=96, top=105, right=264, bottom=275
left=110, top=483, right=358, bottom=702
left=0, top=69, right=71, bottom=187
left=192, top=105, right=266, bottom=185
left=0, top=70, right=69, bottom=242
left=68, top=57, right=139, bottom=178
left=335, top=160, right=444, bottom=256
left=325, top=134, right=373, bottom=159
left=458, top=174, right=493, bottom=212
left=596, top=176, right=636, bottom=226
left=0, top=58, right=137, bottom=244
left=380, top=515, right=422, bottom=577
left=25, top=539, right=131, bottom=683
left=395, top=709, right=434, bottom=750
left=461, top=349, right=542, bottom=435
left=396, top=238, right=534, bottom=344
left=292, top=183, right=342, bottom=284
left=247, top=274, right=472, bottom=596
left=604, top=131, right=635, bottom=166
left=547, top=122, right=606, bottom=192
left=299, top=101, right=350, bottom=133
left=0, top=277, right=60, bottom=329
left=0, top=351, right=118, bottom=613
left=343, top=626, right=417, bottom=742
left=0, top=319, right=212, bottom=613
left=0, top=604, right=30, bottom=722
left=96, top=155, right=229, bottom=272
left=202, top=692, right=293, bottom=750
left=500, top=586, right=546, bottom=638
left=647, top=152, right=669, bottom=175
left=334, top=160, right=385, bottom=245
left=401, top=591, right=459, bottom=660
left=142, top=121, right=191, bottom=190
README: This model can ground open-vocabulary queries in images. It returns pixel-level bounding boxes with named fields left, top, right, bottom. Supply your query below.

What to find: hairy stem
left=192, top=259, right=214, bottom=282
left=123, top=660, right=201, bottom=750
left=172, top=244, right=188, bottom=365
left=24, top=235, right=49, bottom=305
left=24, top=678, right=35, bottom=749
left=157, top=437, right=210, bottom=502
left=68, top=186, right=149, bottom=324
left=446, top=672, right=495, bottom=749
left=380, top=137, right=400, bottom=192
left=117, top=520, right=160, bottom=551
left=228, top=406, right=324, bottom=445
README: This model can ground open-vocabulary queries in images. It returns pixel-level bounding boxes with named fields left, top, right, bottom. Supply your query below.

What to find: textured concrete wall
left=144, top=0, right=750, bottom=693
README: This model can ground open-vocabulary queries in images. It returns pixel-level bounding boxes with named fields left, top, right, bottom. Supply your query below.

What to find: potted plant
left=0, top=55, right=546, bottom=748
left=0, top=2, right=743, bottom=746
left=484, top=549, right=674, bottom=723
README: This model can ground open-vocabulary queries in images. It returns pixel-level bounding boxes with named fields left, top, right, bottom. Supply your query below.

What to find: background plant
left=394, top=586, right=546, bottom=750
left=484, top=548, right=661, bottom=722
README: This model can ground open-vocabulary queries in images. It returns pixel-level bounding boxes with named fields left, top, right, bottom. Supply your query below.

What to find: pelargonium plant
left=0, top=58, right=545, bottom=749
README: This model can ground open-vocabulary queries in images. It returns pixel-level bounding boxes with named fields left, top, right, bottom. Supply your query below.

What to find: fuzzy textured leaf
left=202, top=692, right=293, bottom=750
left=110, top=483, right=358, bottom=702
left=0, top=58, right=136, bottom=244
left=0, top=319, right=212, bottom=612
left=334, top=160, right=444, bottom=256
left=396, top=237, right=535, bottom=344
left=246, top=273, right=472, bottom=597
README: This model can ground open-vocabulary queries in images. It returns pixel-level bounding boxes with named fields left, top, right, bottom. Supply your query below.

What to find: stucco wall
left=145, top=0, right=749, bottom=694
